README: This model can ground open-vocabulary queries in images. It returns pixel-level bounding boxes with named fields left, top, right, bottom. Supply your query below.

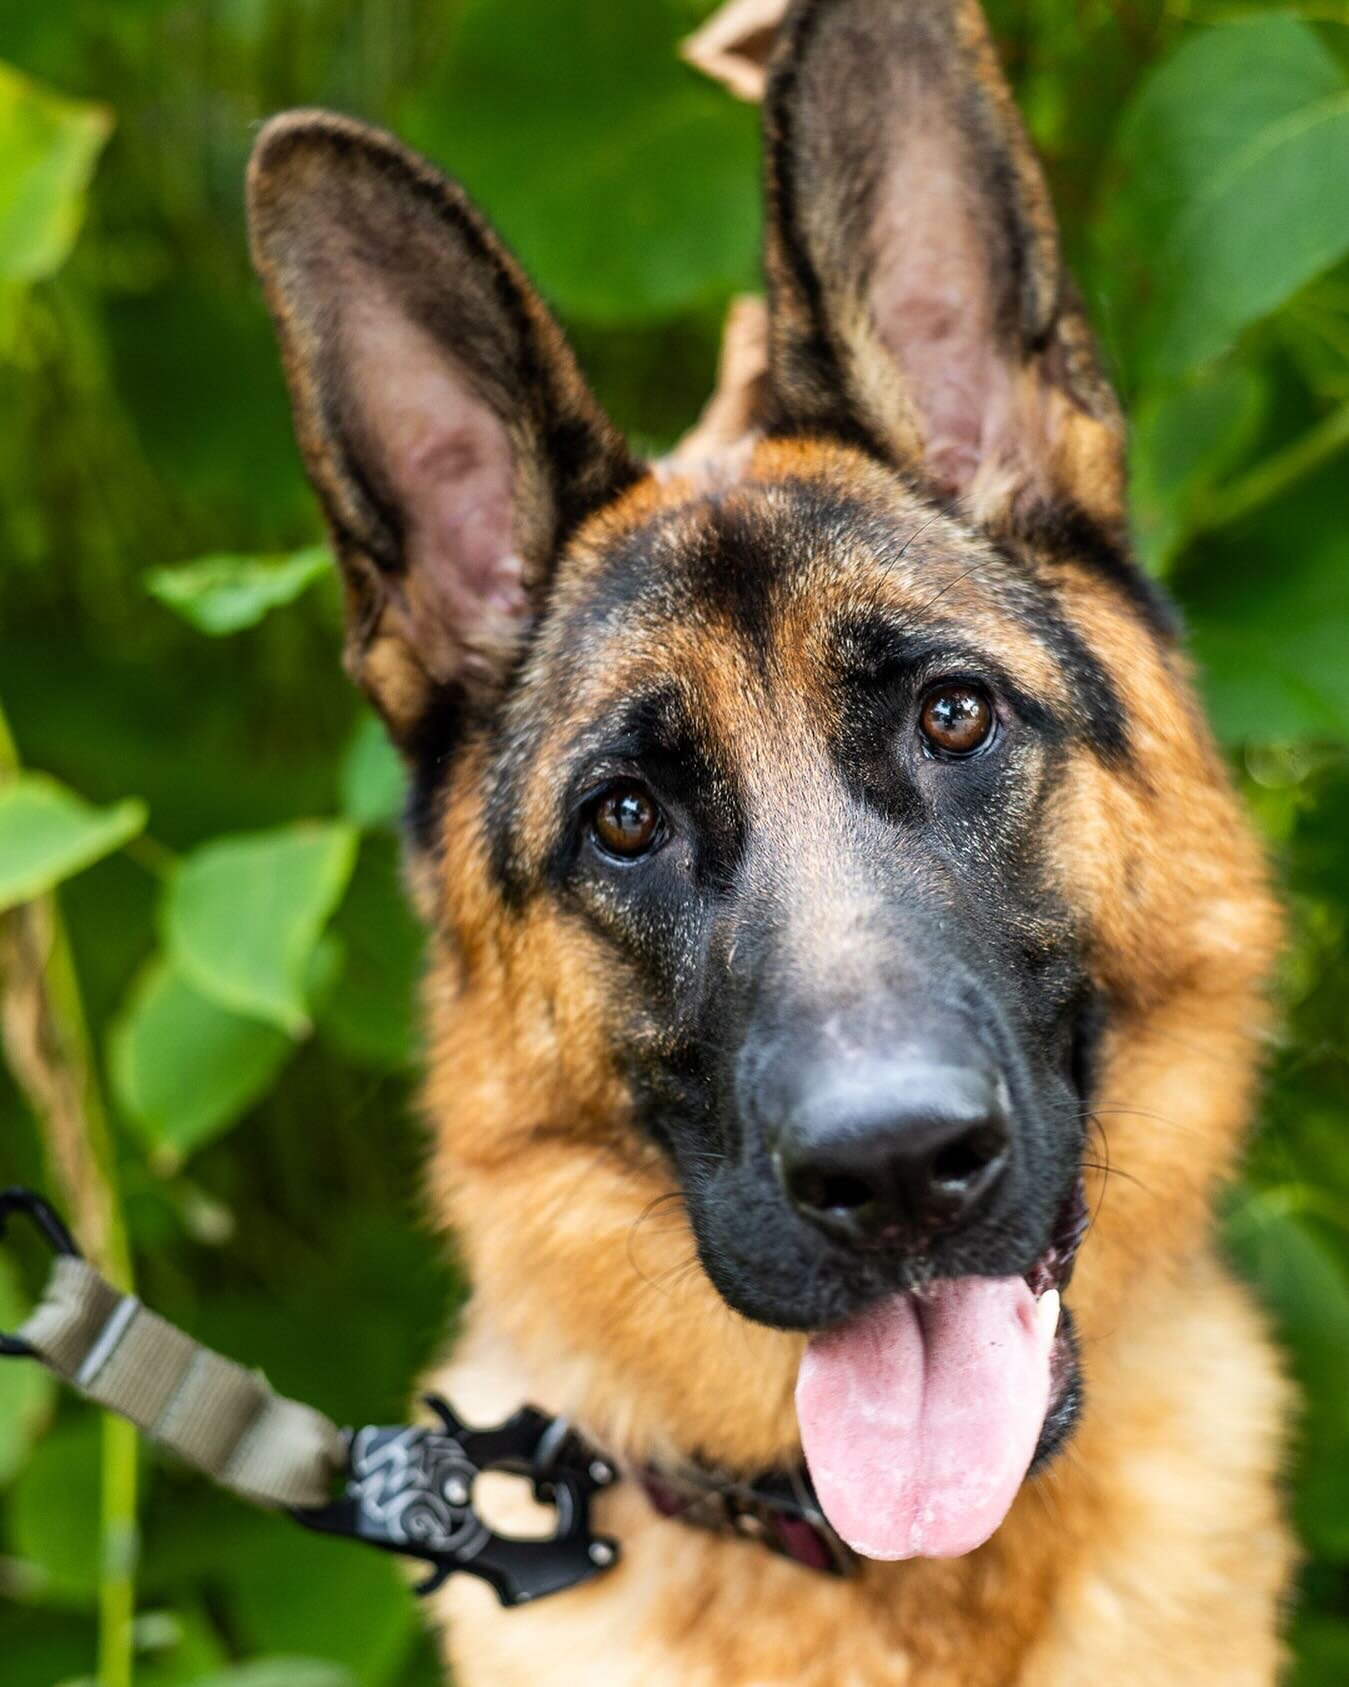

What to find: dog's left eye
left=919, top=683, right=996, bottom=758
left=590, top=782, right=664, bottom=860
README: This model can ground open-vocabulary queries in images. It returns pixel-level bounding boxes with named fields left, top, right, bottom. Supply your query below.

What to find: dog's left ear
left=762, top=0, right=1123, bottom=531
left=247, top=112, right=639, bottom=744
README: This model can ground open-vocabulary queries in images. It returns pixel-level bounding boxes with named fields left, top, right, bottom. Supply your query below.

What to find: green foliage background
left=0, top=1, right=1347, bottom=1681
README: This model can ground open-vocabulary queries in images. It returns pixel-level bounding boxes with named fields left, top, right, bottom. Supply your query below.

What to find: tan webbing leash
left=18, top=1250, right=345, bottom=1510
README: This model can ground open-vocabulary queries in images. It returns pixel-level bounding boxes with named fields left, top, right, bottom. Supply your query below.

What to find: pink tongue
left=796, top=1278, right=1054, bottom=1560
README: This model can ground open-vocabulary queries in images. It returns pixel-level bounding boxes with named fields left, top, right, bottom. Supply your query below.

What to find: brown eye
left=591, top=783, right=662, bottom=859
left=919, top=684, right=995, bottom=757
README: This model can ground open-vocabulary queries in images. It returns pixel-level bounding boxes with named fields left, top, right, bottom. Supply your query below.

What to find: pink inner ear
left=347, top=298, right=526, bottom=669
left=868, top=113, right=1018, bottom=499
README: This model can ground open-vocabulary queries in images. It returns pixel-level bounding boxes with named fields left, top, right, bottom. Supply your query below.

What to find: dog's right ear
left=247, top=112, right=640, bottom=745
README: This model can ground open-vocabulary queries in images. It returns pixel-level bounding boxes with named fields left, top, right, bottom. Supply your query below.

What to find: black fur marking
left=1020, top=501, right=1180, bottom=642
left=676, top=502, right=785, bottom=668
left=764, top=1, right=843, bottom=381
left=1068, top=986, right=1110, bottom=1108
left=403, top=681, right=468, bottom=853
left=544, top=684, right=750, bottom=899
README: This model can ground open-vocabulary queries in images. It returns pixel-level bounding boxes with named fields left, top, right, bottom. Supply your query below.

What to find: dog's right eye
left=589, top=782, right=664, bottom=861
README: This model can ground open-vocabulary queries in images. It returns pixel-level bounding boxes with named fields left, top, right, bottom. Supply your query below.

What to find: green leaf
left=1102, top=16, right=1349, bottom=376
left=133, top=1601, right=230, bottom=1687
left=1226, top=1199, right=1349, bottom=1558
left=1128, top=364, right=1265, bottom=574
left=187, top=1663, right=356, bottom=1687
left=0, top=60, right=111, bottom=284
left=165, top=822, right=359, bottom=1034
left=226, top=1527, right=414, bottom=1686
left=1178, top=466, right=1349, bottom=742
left=1290, top=1618, right=1349, bottom=1687
left=145, top=546, right=331, bottom=636
left=110, top=958, right=296, bottom=1162
left=318, top=835, right=423, bottom=1071
left=0, top=1610, right=96, bottom=1687
left=338, top=713, right=406, bottom=830
left=0, top=1253, right=55, bottom=1487
left=0, top=773, right=147, bottom=912
left=403, top=0, right=759, bottom=324
left=7, top=1415, right=103, bottom=1604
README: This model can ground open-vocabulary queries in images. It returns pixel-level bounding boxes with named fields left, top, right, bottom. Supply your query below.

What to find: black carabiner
left=0, top=1188, right=80, bottom=1358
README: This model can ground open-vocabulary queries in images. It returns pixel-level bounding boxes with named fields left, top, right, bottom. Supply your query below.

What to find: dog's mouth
left=796, top=1178, right=1087, bottom=1561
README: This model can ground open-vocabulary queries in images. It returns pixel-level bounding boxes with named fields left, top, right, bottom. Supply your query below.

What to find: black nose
left=772, top=1058, right=1011, bottom=1249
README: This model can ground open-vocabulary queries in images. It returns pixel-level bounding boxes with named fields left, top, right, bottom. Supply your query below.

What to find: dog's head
left=249, top=0, right=1276, bottom=1561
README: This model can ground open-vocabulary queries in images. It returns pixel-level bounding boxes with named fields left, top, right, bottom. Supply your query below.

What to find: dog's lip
left=798, top=1172, right=1090, bottom=1333
left=1023, top=1175, right=1090, bottom=1300
left=1025, top=1176, right=1088, bottom=1458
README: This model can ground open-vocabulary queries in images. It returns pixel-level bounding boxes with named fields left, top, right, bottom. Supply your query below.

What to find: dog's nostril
left=771, top=1057, right=1012, bottom=1249
left=789, top=1168, right=875, bottom=1214
left=930, top=1125, right=1005, bottom=1190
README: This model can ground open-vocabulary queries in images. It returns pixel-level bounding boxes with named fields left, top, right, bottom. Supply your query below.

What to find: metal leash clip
left=291, top=1395, right=622, bottom=1607
left=0, top=1188, right=80, bottom=1358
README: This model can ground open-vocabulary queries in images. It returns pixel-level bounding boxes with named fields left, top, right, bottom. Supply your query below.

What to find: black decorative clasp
left=292, top=1395, right=621, bottom=1607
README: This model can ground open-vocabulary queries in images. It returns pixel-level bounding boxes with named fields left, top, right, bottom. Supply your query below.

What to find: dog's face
left=250, top=0, right=1274, bottom=1562
left=496, top=452, right=1116, bottom=1341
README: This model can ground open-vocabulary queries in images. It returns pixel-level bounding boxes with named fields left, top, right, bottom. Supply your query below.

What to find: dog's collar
left=637, top=1456, right=856, bottom=1578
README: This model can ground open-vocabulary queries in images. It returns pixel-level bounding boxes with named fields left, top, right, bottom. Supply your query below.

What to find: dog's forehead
left=538, top=438, right=1073, bottom=708
left=469, top=434, right=1138, bottom=898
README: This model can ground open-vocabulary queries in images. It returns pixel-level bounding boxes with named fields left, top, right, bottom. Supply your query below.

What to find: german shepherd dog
left=247, top=1, right=1292, bottom=1678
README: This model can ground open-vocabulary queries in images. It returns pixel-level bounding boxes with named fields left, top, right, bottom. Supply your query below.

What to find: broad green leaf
left=318, top=835, right=423, bottom=1071
left=187, top=1663, right=356, bottom=1687
left=166, top=823, right=359, bottom=1033
left=189, top=1214, right=458, bottom=1432
left=1290, top=1618, right=1349, bottom=1687
left=1101, top=17, right=1349, bottom=376
left=0, top=773, right=146, bottom=911
left=132, top=1601, right=230, bottom=1687
left=403, top=0, right=759, bottom=324
left=1227, top=1200, right=1349, bottom=1415
left=1178, top=467, right=1349, bottom=742
left=7, top=1416, right=103, bottom=1603
left=0, top=1610, right=96, bottom=1687
left=226, top=1527, right=414, bottom=1685
left=110, top=958, right=296, bottom=1162
left=338, top=713, right=406, bottom=830
left=1128, top=364, right=1264, bottom=574
left=146, top=546, right=330, bottom=636
left=0, top=1254, right=55, bottom=1487
left=0, top=61, right=111, bottom=283
left=1226, top=1200, right=1349, bottom=1558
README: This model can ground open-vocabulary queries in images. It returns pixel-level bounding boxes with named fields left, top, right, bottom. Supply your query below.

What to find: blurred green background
left=0, top=1, right=1346, bottom=1682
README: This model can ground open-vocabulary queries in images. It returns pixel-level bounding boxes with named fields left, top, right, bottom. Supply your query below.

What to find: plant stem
left=0, top=699, right=139, bottom=1687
